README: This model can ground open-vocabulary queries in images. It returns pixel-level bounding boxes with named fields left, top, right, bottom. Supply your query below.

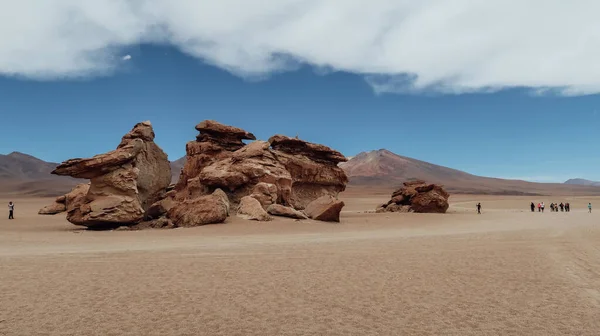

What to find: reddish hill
left=340, top=149, right=600, bottom=196
left=0, top=152, right=77, bottom=197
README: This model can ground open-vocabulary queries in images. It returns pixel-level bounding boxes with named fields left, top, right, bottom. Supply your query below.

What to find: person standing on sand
left=476, top=203, right=482, bottom=214
left=541, top=202, right=545, bottom=213
left=589, top=203, right=592, bottom=213
left=530, top=202, right=535, bottom=212
left=560, top=203, right=564, bottom=212
left=8, top=201, right=14, bottom=219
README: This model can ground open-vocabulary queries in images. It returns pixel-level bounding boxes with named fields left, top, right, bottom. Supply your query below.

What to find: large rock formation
left=50, top=122, right=171, bottom=229
left=377, top=180, right=450, bottom=213
left=171, top=120, right=348, bottom=223
left=46, top=120, right=348, bottom=229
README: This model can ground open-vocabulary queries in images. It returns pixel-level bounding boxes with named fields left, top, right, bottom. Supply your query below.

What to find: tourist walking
left=589, top=203, right=592, bottom=213
left=560, top=203, right=564, bottom=212
left=476, top=203, right=482, bottom=214
left=530, top=202, right=535, bottom=212
left=566, top=203, right=570, bottom=212
left=538, top=203, right=541, bottom=212
left=8, top=201, right=14, bottom=219
left=541, top=202, right=545, bottom=213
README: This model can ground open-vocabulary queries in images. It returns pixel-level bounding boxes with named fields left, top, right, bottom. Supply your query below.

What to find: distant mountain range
left=0, top=152, right=185, bottom=197
left=2, top=150, right=600, bottom=197
left=340, top=149, right=600, bottom=196
left=0, top=152, right=77, bottom=197
left=564, top=178, right=600, bottom=187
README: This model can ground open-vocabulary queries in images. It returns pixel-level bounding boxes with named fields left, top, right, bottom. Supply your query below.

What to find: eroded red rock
left=174, top=121, right=348, bottom=221
left=51, top=121, right=171, bottom=229
left=378, top=180, right=449, bottom=213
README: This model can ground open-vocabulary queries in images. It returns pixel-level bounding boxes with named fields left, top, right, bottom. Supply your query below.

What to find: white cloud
left=2, top=0, right=600, bottom=94
left=122, top=54, right=132, bottom=61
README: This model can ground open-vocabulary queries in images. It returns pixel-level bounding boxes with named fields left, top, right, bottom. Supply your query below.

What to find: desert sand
left=1, top=189, right=600, bottom=335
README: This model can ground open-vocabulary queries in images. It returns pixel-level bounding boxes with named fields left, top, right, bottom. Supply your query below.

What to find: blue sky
left=1, top=1, right=600, bottom=182
left=1, top=44, right=599, bottom=182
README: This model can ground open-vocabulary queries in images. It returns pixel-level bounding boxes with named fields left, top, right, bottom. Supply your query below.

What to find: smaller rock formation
left=376, top=180, right=449, bottom=213
left=267, top=204, right=308, bottom=219
left=237, top=196, right=272, bottom=221
left=304, top=195, right=345, bottom=222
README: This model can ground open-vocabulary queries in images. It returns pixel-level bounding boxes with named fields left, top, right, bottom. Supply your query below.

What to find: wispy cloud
left=122, top=55, right=132, bottom=61
left=2, top=1, right=600, bottom=95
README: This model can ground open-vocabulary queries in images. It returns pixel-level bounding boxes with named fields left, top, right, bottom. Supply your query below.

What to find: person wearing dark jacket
left=8, top=201, right=14, bottom=219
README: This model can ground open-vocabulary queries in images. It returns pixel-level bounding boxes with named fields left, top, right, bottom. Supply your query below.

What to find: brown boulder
left=267, top=204, right=308, bottom=219
left=167, top=190, right=228, bottom=227
left=237, top=196, right=272, bottom=221
left=52, top=121, right=171, bottom=229
left=304, top=195, right=345, bottom=222
left=378, top=180, right=449, bottom=213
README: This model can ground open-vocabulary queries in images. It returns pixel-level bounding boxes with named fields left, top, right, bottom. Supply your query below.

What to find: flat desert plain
left=1, top=190, right=600, bottom=335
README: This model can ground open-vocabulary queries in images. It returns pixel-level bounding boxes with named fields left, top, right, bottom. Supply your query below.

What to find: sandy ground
left=1, top=192, right=599, bottom=335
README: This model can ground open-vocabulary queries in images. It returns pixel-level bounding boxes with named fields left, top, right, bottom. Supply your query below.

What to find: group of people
left=530, top=202, right=570, bottom=212
left=529, top=201, right=592, bottom=213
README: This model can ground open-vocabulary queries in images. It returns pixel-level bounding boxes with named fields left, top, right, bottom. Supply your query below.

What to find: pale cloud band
left=2, top=0, right=599, bottom=95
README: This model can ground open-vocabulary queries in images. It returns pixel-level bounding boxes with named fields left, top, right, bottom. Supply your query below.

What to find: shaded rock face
left=378, top=180, right=449, bottom=213
left=51, top=122, right=171, bottom=229
left=172, top=120, right=348, bottom=222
